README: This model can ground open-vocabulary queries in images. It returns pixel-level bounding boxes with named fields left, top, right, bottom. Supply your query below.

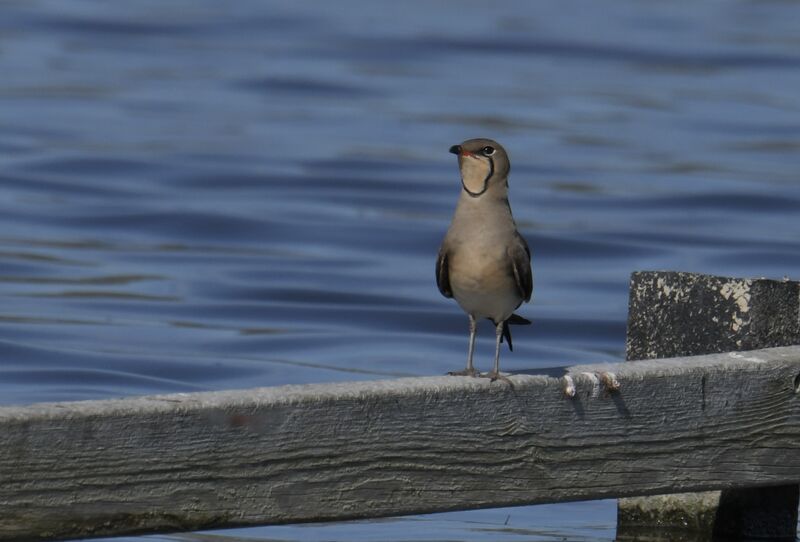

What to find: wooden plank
left=2, top=345, right=800, bottom=542
left=620, top=271, right=800, bottom=540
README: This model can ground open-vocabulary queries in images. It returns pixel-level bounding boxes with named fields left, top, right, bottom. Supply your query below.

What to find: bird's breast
left=447, top=242, right=520, bottom=320
left=449, top=244, right=506, bottom=287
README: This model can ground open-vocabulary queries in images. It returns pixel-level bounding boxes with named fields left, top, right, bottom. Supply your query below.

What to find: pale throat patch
left=460, top=156, right=491, bottom=194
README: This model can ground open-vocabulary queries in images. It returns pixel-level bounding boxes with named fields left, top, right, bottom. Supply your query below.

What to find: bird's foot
left=448, top=368, right=480, bottom=377
left=480, top=371, right=513, bottom=385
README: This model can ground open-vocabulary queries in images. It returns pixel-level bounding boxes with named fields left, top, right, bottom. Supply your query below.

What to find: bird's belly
left=449, top=259, right=520, bottom=321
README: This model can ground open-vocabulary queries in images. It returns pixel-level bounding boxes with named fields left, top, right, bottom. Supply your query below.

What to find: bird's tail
left=501, top=313, right=531, bottom=352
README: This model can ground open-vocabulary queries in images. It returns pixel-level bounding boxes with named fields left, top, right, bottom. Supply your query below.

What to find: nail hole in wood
left=794, top=373, right=800, bottom=394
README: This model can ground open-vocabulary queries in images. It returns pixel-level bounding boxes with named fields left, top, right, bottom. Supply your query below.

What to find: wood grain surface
left=2, top=346, right=799, bottom=541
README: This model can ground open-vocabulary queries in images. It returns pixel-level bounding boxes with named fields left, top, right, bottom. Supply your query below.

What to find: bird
left=436, top=138, right=532, bottom=381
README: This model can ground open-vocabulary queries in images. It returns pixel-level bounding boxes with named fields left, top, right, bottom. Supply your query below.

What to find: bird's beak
left=449, top=145, right=461, bottom=155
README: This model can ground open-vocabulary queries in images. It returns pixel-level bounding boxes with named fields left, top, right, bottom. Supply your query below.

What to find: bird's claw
left=448, top=368, right=480, bottom=377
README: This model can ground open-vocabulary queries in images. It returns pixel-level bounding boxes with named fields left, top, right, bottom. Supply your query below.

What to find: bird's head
left=449, top=138, right=510, bottom=197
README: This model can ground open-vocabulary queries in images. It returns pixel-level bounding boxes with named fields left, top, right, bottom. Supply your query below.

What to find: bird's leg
left=448, top=315, right=478, bottom=377
left=466, top=314, right=477, bottom=374
left=482, top=320, right=511, bottom=384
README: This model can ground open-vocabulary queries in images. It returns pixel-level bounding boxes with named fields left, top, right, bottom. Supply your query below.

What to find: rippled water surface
left=2, top=1, right=800, bottom=540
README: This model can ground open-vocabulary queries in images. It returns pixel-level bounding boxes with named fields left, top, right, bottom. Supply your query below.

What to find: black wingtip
left=502, top=320, right=513, bottom=351
left=508, top=313, right=531, bottom=325
left=500, top=314, right=531, bottom=352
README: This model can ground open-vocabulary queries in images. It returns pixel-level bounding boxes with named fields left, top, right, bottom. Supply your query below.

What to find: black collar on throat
left=461, top=156, right=494, bottom=198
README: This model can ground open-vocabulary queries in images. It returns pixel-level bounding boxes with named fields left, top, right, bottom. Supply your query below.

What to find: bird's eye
left=482, top=146, right=495, bottom=156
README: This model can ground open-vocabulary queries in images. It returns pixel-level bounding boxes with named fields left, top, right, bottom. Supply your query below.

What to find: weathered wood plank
left=620, top=271, right=800, bottom=541
left=2, top=345, right=800, bottom=542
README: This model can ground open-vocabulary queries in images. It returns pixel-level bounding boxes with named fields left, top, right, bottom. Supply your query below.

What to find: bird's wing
left=509, top=231, right=532, bottom=302
left=435, top=247, right=453, bottom=298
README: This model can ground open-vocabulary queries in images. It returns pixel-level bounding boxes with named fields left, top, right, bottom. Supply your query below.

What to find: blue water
left=2, top=1, right=799, bottom=540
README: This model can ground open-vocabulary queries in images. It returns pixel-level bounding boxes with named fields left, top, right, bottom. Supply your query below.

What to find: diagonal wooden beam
left=2, top=345, right=800, bottom=541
